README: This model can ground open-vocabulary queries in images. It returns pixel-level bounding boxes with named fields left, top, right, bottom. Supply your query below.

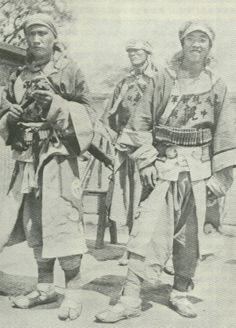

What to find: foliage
left=0, top=0, right=72, bottom=46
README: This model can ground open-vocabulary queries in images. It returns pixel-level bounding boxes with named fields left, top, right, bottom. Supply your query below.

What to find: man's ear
left=53, top=39, right=66, bottom=52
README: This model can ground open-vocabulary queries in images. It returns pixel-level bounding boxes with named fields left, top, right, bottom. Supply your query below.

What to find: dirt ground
left=0, top=224, right=236, bottom=328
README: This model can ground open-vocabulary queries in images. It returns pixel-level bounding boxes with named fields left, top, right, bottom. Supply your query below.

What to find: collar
left=26, top=50, right=69, bottom=76
left=164, top=54, right=220, bottom=86
left=129, top=61, right=157, bottom=79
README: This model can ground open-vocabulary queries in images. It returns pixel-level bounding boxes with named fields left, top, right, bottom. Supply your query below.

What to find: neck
left=133, top=60, right=148, bottom=74
left=181, top=58, right=204, bottom=78
left=26, top=49, right=53, bottom=72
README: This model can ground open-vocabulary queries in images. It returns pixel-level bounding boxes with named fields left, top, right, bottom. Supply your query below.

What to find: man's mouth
left=31, top=46, right=44, bottom=49
left=191, top=49, right=201, bottom=54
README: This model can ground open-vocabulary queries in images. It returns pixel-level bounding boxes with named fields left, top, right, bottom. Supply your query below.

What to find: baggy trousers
left=127, top=172, right=203, bottom=291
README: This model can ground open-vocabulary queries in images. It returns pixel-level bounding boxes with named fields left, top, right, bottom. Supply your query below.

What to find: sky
left=59, top=0, right=236, bottom=92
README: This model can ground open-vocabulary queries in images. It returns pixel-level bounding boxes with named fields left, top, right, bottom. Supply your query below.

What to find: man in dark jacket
left=102, top=40, right=159, bottom=265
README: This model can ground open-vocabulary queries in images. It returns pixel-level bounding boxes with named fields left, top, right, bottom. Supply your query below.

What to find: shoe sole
left=10, top=295, right=58, bottom=309
left=169, top=301, right=197, bottom=318
left=95, top=310, right=141, bottom=323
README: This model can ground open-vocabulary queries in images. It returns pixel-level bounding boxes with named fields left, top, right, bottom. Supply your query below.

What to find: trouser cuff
left=173, top=274, right=194, bottom=292
left=120, top=296, right=142, bottom=308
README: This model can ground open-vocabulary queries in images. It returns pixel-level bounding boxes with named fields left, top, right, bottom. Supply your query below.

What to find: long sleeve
left=211, top=78, right=236, bottom=171
left=207, top=78, right=236, bottom=196
left=123, top=70, right=168, bottom=169
left=45, top=63, right=95, bottom=153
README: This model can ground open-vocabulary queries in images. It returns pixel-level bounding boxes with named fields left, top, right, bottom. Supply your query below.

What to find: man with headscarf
left=102, top=40, right=159, bottom=265
left=0, top=14, right=95, bottom=320
left=96, top=21, right=236, bottom=322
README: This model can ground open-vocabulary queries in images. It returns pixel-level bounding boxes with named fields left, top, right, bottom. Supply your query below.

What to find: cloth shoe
left=95, top=296, right=141, bottom=323
left=118, top=251, right=129, bottom=266
left=58, top=289, right=82, bottom=321
left=169, top=289, right=197, bottom=318
left=10, top=283, right=57, bottom=309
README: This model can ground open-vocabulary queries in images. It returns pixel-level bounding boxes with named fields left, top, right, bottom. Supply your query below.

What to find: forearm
left=207, top=166, right=234, bottom=197
left=46, top=94, right=70, bottom=131
left=0, top=112, right=10, bottom=142
left=115, top=128, right=157, bottom=169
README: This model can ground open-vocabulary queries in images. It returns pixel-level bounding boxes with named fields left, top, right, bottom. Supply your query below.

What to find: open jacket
left=0, top=51, right=95, bottom=258
left=124, top=60, right=236, bottom=276
left=117, top=62, right=236, bottom=196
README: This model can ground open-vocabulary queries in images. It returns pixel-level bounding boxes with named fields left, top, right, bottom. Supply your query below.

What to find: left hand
left=206, top=187, right=217, bottom=205
left=31, top=90, right=53, bottom=109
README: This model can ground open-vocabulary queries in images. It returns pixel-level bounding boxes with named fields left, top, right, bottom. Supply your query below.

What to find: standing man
left=96, top=21, right=236, bottom=322
left=0, top=14, right=94, bottom=321
left=103, top=40, right=158, bottom=265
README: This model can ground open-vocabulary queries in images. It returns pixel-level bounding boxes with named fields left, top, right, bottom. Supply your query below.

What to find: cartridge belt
left=18, top=122, right=51, bottom=145
left=154, top=125, right=212, bottom=146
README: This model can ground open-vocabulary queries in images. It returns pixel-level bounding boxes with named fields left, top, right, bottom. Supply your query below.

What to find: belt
left=154, top=125, right=212, bottom=146
left=23, top=128, right=51, bottom=145
left=18, top=122, right=51, bottom=145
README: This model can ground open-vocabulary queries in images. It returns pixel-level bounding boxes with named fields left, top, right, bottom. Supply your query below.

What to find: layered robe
left=115, top=61, right=236, bottom=282
left=0, top=51, right=94, bottom=258
left=103, top=62, right=159, bottom=227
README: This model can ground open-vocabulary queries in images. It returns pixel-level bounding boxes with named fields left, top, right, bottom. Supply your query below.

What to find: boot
left=169, top=289, right=197, bottom=318
left=10, top=283, right=57, bottom=309
left=95, top=296, right=141, bottom=323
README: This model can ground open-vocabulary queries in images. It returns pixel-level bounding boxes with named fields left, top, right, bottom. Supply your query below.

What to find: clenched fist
left=31, top=90, right=53, bottom=109
left=7, top=104, right=24, bottom=123
left=140, top=163, right=158, bottom=189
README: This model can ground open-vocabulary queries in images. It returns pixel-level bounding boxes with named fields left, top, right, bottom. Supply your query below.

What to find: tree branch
left=0, top=0, right=9, bottom=10
left=3, top=8, right=30, bottom=43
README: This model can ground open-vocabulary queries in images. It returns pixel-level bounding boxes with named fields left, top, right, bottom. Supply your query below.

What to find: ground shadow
left=86, top=239, right=125, bottom=262
left=82, top=274, right=203, bottom=314
left=82, top=274, right=125, bottom=305
left=0, top=270, right=36, bottom=296
left=0, top=271, right=60, bottom=309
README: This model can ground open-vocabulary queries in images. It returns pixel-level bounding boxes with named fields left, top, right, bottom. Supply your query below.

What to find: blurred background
left=63, top=0, right=236, bottom=93
left=1, top=0, right=236, bottom=93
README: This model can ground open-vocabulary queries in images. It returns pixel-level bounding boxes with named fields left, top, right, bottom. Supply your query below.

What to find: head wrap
left=126, top=39, right=153, bottom=54
left=23, top=13, right=57, bottom=38
left=179, top=20, right=215, bottom=44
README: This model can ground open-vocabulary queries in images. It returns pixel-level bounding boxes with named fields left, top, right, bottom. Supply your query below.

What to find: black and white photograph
left=0, top=1, right=236, bottom=327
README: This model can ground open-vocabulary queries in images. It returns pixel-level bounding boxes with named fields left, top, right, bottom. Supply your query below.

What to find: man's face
left=182, top=31, right=211, bottom=64
left=25, top=25, right=55, bottom=58
left=127, top=48, right=148, bottom=67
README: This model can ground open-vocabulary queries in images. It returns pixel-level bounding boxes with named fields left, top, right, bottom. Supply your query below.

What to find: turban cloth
left=126, top=39, right=153, bottom=54
left=179, top=20, right=215, bottom=44
left=23, top=14, right=57, bottom=38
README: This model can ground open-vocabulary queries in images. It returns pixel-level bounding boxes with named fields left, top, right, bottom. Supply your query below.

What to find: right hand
left=7, top=104, right=23, bottom=123
left=140, top=163, right=158, bottom=189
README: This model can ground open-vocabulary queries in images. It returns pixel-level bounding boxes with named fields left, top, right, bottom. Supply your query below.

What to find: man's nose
left=192, top=40, right=201, bottom=47
left=32, top=34, right=41, bottom=45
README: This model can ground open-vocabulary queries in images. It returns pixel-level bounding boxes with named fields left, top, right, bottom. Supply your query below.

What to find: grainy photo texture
left=0, top=1, right=236, bottom=327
